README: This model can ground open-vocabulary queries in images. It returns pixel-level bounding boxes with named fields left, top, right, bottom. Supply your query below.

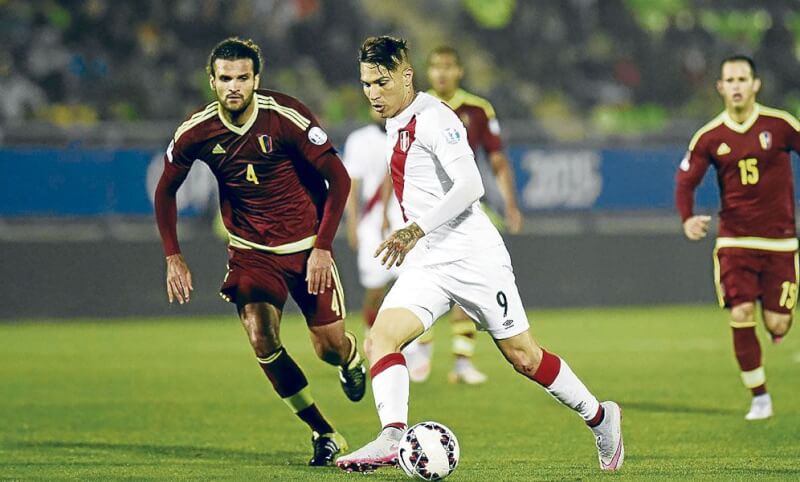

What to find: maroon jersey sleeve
left=675, top=133, right=712, bottom=222
left=478, top=108, right=503, bottom=154
left=276, top=96, right=350, bottom=250
left=782, top=117, right=800, bottom=153
left=154, top=130, right=197, bottom=256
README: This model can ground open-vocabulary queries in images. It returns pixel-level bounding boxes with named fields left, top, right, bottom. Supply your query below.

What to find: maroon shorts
left=220, top=247, right=346, bottom=326
left=715, top=247, right=798, bottom=313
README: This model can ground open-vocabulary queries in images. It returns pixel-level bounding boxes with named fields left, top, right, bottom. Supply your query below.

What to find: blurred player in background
left=676, top=55, right=800, bottom=421
left=399, top=45, right=526, bottom=385
left=154, top=37, right=365, bottom=465
left=337, top=35, right=623, bottom=473
left=342, top=111, right=402, bottom=350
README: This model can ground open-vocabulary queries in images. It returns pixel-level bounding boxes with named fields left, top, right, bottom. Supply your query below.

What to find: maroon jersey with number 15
left=676, top=104, right=800, bottom=239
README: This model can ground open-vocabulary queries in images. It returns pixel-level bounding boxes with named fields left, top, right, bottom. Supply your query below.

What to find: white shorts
left=379, top=244, right=529, bottom=340
left=357, top=221, right=399, bottom=289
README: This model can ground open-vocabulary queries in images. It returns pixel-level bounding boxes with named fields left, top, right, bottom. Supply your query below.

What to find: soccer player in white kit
left=336, top=36, right=624, bottom=473
left=342, top=115, right=403, bottom=341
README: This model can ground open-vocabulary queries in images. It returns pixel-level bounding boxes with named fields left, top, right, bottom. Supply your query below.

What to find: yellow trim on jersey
left=173, top=102, right=218, bottom=142
left=688, top=113, right=724, bottom=151
left=729, top=320, right=757, bottom=329
left=228, top=232, right=317, bottom=254
left=282, top=386, right=314, bottom=413
left=429, top=88, right=497, bottom=119
left=722, top=104, right=761, bottom=134
left=759, top=105, right=800, bottom=132
left=722, top=103, right=760, bottom=134
left=330, top=261, right=347, bottom=319
left=715, top=237, right=799, bottom=252
left=217, top=97, right=260, bottom=136
left=256, top=94, right=311, bottom=131
left=740, top=367, right=765, bottom=389
left=712, top=247, right=725, bottom=308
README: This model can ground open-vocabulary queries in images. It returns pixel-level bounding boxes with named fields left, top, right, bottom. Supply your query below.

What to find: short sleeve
left=782, top=116, right=800, bottom=153
left=419, top=108, right=474, bottom=167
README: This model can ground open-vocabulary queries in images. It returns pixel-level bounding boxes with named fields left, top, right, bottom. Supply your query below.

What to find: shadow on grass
left=621, top=401, right=739, bottom=416
left=9, top=440, right=306, bottom=466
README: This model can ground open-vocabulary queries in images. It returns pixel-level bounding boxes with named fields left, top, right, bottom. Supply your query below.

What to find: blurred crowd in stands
left=2, top=0, right=800, bottom=141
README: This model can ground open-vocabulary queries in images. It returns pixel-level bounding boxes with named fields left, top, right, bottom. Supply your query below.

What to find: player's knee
left=764, top=312, right=792, bottom=336
left=730, top=302, right=755, bottom=323
left=506, top=347, right=543, bottom=378
left=367, top=329, right=402, bottom=359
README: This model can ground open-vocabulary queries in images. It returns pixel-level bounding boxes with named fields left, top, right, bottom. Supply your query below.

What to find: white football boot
left=448, top=364, right=488, bottom=385
left=590, top=401, right=624, bottom=471
left=336, top=426, right=402, bottom=473
left=745, top=393, right=773, bottom=421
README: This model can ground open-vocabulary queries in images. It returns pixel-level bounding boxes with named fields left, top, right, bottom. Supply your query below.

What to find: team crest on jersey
left=399, top=130, right=411, bottom=152
left=443, top=127, right=461, bottom=144
left=257, top=134, right=273, bottom=154
left=759, top=131, right=772, bottom=150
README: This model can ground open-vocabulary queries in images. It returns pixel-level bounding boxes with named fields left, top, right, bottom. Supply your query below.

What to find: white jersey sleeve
left=417, top=107, right=474, bottom=167
left=414, top=108, right=484, bottom=234
left=342, top=131, right=368, bottom=180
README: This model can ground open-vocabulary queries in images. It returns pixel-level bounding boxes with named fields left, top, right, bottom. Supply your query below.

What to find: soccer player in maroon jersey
left=676, top=55, right=800, bottom=420
left=154, top=38, right=365, bottom=465
left=397, top=45, right=525, bottom=385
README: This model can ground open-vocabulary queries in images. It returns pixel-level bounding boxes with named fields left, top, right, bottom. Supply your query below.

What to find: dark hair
left=207, top=37, right=262, bottom=76
left=427, top=45, right=461, bottom=66
left=720, top=54, right=757, bottom=78
left=359, top=36, right=409, bottom=71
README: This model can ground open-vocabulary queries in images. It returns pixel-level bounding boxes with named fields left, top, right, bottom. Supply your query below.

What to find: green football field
left=2, top=305, right=799, bottom=481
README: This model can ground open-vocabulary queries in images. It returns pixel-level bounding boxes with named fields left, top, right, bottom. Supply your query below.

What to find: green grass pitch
left=2, top=305, right=799, bottom=480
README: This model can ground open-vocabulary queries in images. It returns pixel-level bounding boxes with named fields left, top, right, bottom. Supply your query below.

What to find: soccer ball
left=398, top=421, right=460, bottom=481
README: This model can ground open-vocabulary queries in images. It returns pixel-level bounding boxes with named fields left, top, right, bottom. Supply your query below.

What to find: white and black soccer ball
left=398, top=421, right=460, bottom=481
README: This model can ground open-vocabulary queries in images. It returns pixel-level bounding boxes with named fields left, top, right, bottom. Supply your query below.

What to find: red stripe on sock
left=370, top=352, right=406, bottom=378
left=532, top=349, right=561, bottom=387
left=586, top=405, right=605, bottom=427
left=383, top=422, right=408, bottom=431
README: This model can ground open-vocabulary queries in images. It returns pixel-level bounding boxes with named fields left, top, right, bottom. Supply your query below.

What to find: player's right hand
left=683, top=215, right=711, bottom=241
left=166, top=254, right=193, bottom=304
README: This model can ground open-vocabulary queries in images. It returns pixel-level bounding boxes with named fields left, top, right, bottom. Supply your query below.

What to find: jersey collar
left=722, top=103, right=760, bottom=134
left=217, top=94, right=261, bottom=135
left=428, top=88, right=467, bottom=110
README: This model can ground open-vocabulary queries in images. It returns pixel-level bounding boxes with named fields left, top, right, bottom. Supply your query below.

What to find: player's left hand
left=307, top=248, right=333, bottom=295
left=375, top=222, right=425, bottom=269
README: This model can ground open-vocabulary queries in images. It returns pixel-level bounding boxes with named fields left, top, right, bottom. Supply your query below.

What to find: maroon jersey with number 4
left=158, top=89, right=343, bottom=254
left=676, top=104, right=800, bottom=239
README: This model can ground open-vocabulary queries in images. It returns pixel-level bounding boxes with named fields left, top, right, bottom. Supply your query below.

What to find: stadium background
left=2, top=0, right=800, bottom=318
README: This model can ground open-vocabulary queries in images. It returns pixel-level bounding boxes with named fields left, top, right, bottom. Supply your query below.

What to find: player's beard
left=223, top=91, right=254, bottom=116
